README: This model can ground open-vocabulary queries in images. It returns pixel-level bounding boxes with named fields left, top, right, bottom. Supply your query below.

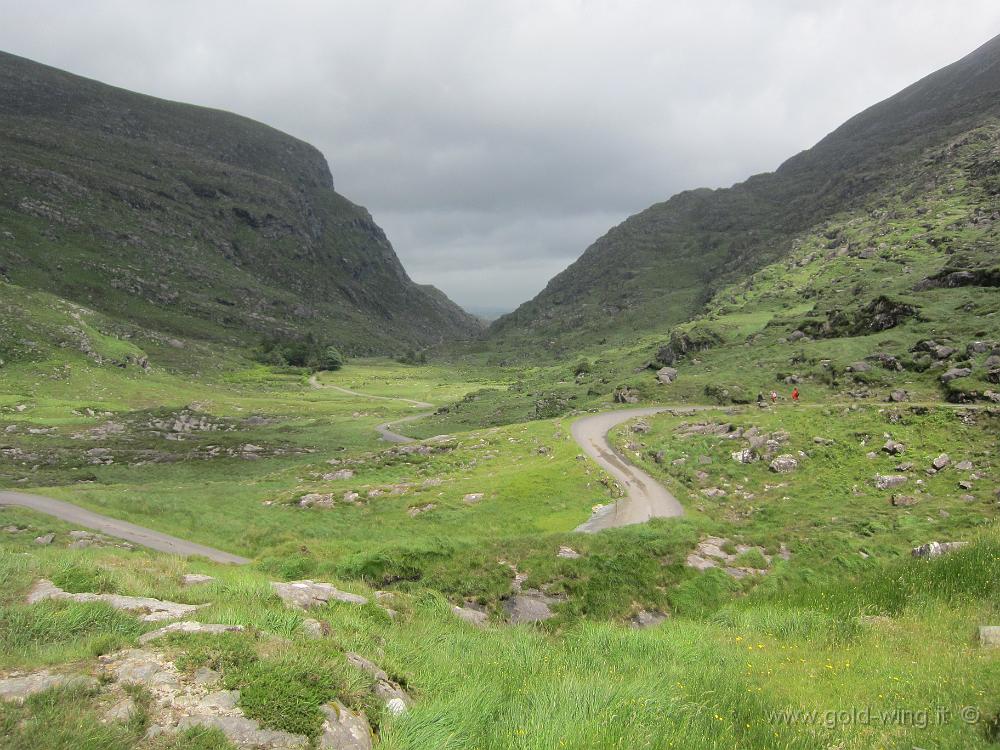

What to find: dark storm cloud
left=2, top=1, right=999, bottom=313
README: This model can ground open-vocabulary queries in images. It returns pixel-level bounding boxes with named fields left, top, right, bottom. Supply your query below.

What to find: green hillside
left=489, top=33, right=1000, bottom=354
left=0, top=51, right=481, bottom=356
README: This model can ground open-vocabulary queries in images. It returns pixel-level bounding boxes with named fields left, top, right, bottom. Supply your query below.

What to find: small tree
left=320, top=346, right=345, bottom=371
left=574, top=360, right=592, bottom=376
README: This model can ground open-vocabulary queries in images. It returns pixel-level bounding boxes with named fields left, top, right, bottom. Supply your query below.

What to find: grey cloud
left=2, top=1, right=999, bottom=311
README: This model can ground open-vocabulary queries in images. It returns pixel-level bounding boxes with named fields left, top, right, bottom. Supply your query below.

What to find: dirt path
left=309, top=373, right=434, bottom=442
left=573, top=407, right=690, bottom=532
left=0, top=491, right=250, bottom=564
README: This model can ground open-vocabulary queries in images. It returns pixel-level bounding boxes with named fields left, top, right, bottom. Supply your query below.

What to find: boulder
left=556, top=546, right=582, bottom=559
left=931, top=453, right=951, bottom=471
left=967, top=341, right=991, bottom=355
left=270, top=580, right=368, bottom=609
left=463, top=493, right=484, bottom=504
left=34, top=533, right=54, bottom=545
left=911, top=541, right=968, bottom=558
left=318, top=701, right=373, bottom=750
left=788, top=330, right=806, bottom=342
left=631, top=420, right=650, bottom=434
left=345, top=653, right=412, bottom=715
left=301, top=618, right=329, bottom=639
left=874, top=475, right=908, bottom=490
left=932, top=345, right=956, bottom=360
left=888, top=389, right=909, bottom=403
left=891, top=495, right=919, bottom=507
left=769, top=455, right=799, bottom=473
left=940, top=367, right=972, bottom=383
left=882, top=440, right=905, bottom=455
left=613, top=387, right=640, bottom=404
left=847, top=361, right=872, bottom=373
left=731, top=448, right=757, bottom=464
left=955, top=460, right=974, bottom=471
left=656, top=367, right=678, bottom=385
left=323, top=469, right=355, bottom=481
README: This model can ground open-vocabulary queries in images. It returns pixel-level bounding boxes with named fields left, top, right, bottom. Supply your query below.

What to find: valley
left=1, top=31, right=999, bottom=750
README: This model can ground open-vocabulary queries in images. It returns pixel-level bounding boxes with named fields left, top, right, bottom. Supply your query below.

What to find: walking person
left=791, top=387, right=800, bottom=404
left=770, top=390, right=778, bottom=405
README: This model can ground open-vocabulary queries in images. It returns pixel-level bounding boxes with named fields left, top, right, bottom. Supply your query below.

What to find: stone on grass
left=271, top=580, right=368, bottom=609
left=323, top=469, right=355, bottom=481
left=503, top=589, right=559, bottom=624
left=301, top=618, right=329, bottom=639
left=463, top=493, right=484, bottom=504
left=656, top=367, right=678, bottom=385
left=0, top=672, right=98, bottom=704
left=34, top=533, right=54, bottom=545
left=882, top=440, right=905, bottom=455
left=955, top=460, right=974, bottom=471
left=891, top=495, right=919, bottom=507
left=888, top=390, right=909, bottom=403
left=319, top=701, right=373, bottom=750
left=139, top=621, right=245, bottom=645
left=875, top=474, right=908, bottom=490
left=979, top=626, right=1000, bottom=648
left=181, top=574, right=215, bottom=587
left=911, top=541, right=968, bottom=558
left=769, top=455, right=798, bottom=473
left=452, top=604, right=489, bottom=627
left=940, top=367, right=972, bottom=383
left=345, top=653, right=413, bottom=715
left=176, top=715, right=308, bottom=750
left=102, top=697, right=136, bottom=723
left=630, top=610, right=668, bottom=629
left=556, top=546, right=581, bottom=559
left=931, top=453, right=951, bottom=471
left=26, top=579, right=204, bottom=622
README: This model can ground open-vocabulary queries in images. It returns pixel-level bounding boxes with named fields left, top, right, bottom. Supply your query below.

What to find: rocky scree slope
left=490, top=32, right=1000, bottom=354
left=0, top=51, right=480, bottom=354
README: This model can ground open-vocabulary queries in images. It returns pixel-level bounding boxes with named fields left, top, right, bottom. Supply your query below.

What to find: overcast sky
left=2, top=1, right=999, bottom=315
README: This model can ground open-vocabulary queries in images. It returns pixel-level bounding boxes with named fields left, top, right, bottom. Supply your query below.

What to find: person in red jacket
left=791, top=387, right=800, bottom=403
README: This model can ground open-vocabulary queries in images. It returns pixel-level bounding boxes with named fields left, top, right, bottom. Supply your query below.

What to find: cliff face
left=0, top=51, right=481, bottom=353
left=489, top=34, right=1000, bottom=353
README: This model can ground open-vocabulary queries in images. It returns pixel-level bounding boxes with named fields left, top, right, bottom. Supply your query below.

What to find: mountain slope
left=0, top=51, right=481, bottom=354
left=490, top=33, right=1000, bottom=353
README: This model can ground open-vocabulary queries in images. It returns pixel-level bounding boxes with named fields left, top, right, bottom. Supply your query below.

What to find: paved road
left=572, top=407, right=688, bottom=532
left=309, top=374, right=434, bottom=442
left=0, top=491, right=250, bottom=564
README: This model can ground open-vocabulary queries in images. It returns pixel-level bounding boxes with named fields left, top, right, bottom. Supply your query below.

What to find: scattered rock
left=847, top=361, right=872, bottom=373
left=874, top=474, right=908, bottom=490
left=731, top=448, right=757, bottom=464
left=882, top=440, right=905, bottom=455
left=887, top=389, right=909, bottom=403
left=503, top=589, right=559, bottom=624
left=911, top=541, right=968, bottom=558
left=613, top=387, right=640, bottom=404
left=685, top=536, right=774, bottom=579
left=139, top=621, right=245, bottom=645
left=270, top=580, right=368, bottom=609
left=181, top=574, right=215, bottom=587
left=34, top=533, right=54, bottom=545
left=556, top=546, right=581, bottom=559
left=343, top=491, right=360, bottom=504
left=940, top=367, right=972, bottom=383
left=0, top=671, right=97, bottom=704
left=931, top=453, right=951, bottom=471
left=26, top=579, right=204, bottom=622
left=452, top=604, right=489, bottom=627
left=656, top=367, right=678, bottom=385
left=631, top=419, right=650, bottom=434
left=299, top=493, right=334, bottom=508
left=345, top=653, right=412, bottom=715
left=630, top=610, right=668, bottom=629
left=176, top=715, right=308, bottom=750
left=323, top=469, right=355, bottom=481
left=102, top=697, right=136, bottom=723
left=318, top=701, right=373, bottom=750
left=407, top=503, right=436, bottom=517
left=955, top=460, right=974, bottom=471
left=768, top=455, right=798, bottom=473
left=301, top=618, right=329, bottom=639
left=463, top=493, right=484, bottom=504
left=891, top=495, right=919, bottom=507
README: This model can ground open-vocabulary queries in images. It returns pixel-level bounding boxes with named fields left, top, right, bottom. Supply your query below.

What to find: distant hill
left=489, top=33, right=1000, bottom=353
left=0, top=51, right=481, bottom=354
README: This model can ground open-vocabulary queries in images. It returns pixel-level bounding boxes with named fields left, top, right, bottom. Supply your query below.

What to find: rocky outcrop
left=26, top=579, right=204, bottom=622
left=911, top=541, right=968, bottom=558
left=0, top=671, right=97, bottom=704
left=270, top=580, right=368, bottom=609
left=345, top=653, right=412, bottom=716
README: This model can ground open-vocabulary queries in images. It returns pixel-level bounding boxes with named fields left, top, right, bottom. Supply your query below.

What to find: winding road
left=0, top=490, right=249, bottom=564
left=0, top=379, right=683, bottom=559
left=572, top=407, right=685, bottom=532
